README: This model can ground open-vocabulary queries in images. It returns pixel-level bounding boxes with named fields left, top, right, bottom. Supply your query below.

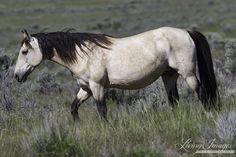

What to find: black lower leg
left=196, top=85, right=210, bottom=110
left=168, top=85, right=179, bottom=107
left=71, top=98, right=80, bottom=121
left=96, top=99, right=108, bottom=121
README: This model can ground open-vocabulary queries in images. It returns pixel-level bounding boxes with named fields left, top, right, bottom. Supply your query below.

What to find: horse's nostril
left=14, top=74, right=18, bottom=80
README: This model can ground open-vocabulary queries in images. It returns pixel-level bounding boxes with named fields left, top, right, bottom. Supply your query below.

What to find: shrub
left=20, top=112, right=82, bottom=157
left=34, top=73, right=62, bottom=94
left=216, top=109, right=236, bottom=142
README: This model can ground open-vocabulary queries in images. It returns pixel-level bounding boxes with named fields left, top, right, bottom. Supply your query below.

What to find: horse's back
left=105, top=27, right=195, bottom=89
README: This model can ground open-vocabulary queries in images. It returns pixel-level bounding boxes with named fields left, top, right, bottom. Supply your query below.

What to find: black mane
left=28, top=32, right=112, bottom=64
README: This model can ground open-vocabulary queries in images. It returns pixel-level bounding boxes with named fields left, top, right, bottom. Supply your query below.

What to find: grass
left=0, top=97, right=235, bottom=157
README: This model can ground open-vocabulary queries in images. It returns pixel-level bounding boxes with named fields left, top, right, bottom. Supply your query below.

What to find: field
left=0, top=0, right=236, bottom=157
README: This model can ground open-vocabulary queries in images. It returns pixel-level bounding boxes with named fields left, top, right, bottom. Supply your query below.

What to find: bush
left=0, top=55, right=12, bottom=71
left=216, top=109, right=236, bottom=142
left=20, top=112, right=82, bottom=157
left=34, top=73, right=62, bottom=94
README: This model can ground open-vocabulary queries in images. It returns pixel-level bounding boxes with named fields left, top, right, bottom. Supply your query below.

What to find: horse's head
left=14, top=30, right=43, bottom=82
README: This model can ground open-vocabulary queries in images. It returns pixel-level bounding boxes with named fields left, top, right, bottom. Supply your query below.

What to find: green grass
left=0, top=96, right=235, bottom=157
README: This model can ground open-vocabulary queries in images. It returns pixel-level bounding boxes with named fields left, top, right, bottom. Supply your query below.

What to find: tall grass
left=0, top=98, right=235, bottom=157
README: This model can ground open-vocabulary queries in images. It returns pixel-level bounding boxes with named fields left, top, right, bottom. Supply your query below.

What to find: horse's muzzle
left=14, top=66, right=34, bottom=82
left=14, top=72, right=27, bottom=82
left=14, top=73, right=21, bottom=82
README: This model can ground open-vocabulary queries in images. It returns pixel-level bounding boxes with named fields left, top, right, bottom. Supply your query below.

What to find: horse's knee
left=70, top=88, right=91, bottom=121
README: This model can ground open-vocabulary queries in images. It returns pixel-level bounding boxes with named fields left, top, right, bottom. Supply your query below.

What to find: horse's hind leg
left=181, top=73, right=208, bottom=107
left=184, top=74, right=210, bottom=110
left=162, top=69, right=179, bottom=107
left=71, top=88, right=91, bottom=121
left=184, top=75, right=200, bottom=95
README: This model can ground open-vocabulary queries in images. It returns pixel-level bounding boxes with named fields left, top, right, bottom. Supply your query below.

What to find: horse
left=14, top=27, right=219, bottom=121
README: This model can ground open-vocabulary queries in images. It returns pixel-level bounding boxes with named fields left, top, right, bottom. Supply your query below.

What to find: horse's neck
left=51, top=54, right=68, bottom=67
left=50, top=52, right=84, bottom=76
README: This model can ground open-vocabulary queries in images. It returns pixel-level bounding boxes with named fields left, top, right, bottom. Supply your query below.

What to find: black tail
left=187, top=30, right=220, bottom=110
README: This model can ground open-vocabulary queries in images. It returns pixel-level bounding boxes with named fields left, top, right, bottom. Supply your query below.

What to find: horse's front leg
left=89, top=81, right=107, bottom=121
left=71, top=88, right=91, bottom=121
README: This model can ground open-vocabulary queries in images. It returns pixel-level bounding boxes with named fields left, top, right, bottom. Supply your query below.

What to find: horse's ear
left=22, top=29, right=31, bottom=40
left=21, top=29, right=33, bottom=48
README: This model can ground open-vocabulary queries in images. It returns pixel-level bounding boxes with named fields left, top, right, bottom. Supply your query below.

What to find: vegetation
left=0, top=96, right=236, bottom=157
left=0, top=0, right=236, bottom=156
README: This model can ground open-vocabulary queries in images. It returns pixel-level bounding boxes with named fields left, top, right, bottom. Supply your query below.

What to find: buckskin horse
left=14, top=27, right=219, bottom=121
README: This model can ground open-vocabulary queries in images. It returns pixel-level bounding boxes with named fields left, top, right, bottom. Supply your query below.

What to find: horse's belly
left=109, top=75, right=161, bottom=89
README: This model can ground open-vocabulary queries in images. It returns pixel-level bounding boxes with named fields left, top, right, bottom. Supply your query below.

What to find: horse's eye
left=22, top=50, right=28, bottom=55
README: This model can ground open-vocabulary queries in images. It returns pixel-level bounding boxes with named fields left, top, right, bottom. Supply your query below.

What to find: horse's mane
left=27, top=31, right=112, bottom=64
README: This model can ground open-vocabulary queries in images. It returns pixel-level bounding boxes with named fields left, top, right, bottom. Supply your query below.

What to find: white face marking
left=14, top=37, right=43, bottom=82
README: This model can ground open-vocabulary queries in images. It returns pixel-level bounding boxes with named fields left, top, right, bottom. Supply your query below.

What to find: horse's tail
left=187, top=30, right=220, bottom=110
